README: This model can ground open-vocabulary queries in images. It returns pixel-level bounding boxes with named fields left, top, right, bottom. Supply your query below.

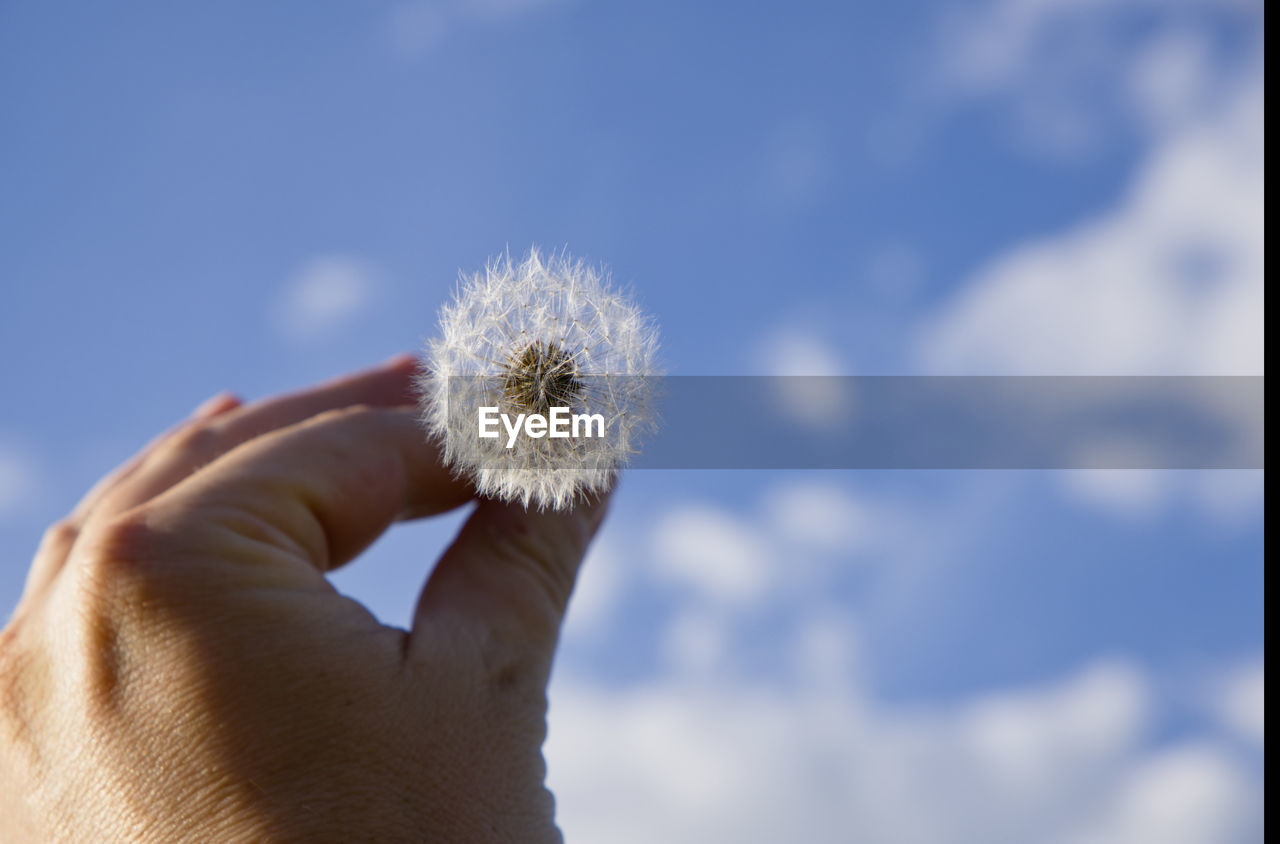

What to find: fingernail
left=191, top=392, right=240, bottom=418
left=381, top=353, right=419, bottom=369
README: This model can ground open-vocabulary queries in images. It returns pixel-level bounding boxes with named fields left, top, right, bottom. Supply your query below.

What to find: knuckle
left=90, top=510, right=163, bottom=561
left=159, top=419, right=223, bottom=463
left=39, top=519, right=79, bottom=555
left=74, top=510, right=175, bottom=597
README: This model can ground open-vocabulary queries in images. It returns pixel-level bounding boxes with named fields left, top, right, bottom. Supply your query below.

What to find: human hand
left=0, top=356, right=609, bottom=842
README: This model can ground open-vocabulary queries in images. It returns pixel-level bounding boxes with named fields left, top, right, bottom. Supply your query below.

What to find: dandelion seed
left=417, top=248, right=661, bottom=510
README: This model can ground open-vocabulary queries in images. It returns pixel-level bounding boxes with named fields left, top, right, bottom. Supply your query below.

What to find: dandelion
left=417, top=248, right=661, bottom=510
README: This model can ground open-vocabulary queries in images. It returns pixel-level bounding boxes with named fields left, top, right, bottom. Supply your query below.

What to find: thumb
left=411, top=492, right=611, bottom=678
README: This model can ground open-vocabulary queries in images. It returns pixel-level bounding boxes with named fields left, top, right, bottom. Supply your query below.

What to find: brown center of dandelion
left=502, top=341, right=583, bottom=416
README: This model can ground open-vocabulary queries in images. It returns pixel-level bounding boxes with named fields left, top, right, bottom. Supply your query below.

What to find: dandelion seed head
left=418, top=248, right=661, bottom=510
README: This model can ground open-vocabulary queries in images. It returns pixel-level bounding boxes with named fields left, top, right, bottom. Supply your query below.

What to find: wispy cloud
left=273, top=255, right=376, bottom=343
left=1064, top=743, right=1258, bottom=844
left=1213, top=660, right=1264, bottom=747
left=388, top=0, right=573, bottom=59
left=652, top=504, right=773, bottom=607
left=918, top=26, right=1263, bottom=520
left=562, top=532, right=625, bottom=637
left=756, top=327, right=856, bottom=431
left=1059, top=469, right=1171, bottom=521
left=659, top=606, right=731, bottom=676
left=931, top=0, right=1263, bottom=158
left=0, top=443, right=38, bottom=518
left=761, top=480, right=877, bottom=554
left=919, top=74, right=1262, bottom=376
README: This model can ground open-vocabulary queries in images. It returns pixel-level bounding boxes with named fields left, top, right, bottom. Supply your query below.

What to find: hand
left=0, top=356, right=609, bottom=842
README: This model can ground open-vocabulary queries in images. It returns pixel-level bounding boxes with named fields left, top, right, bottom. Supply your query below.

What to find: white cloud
left=757, top=328, right=855, bottom=431
left=761, top=480, right=876, bottom=553
left=1059, top=470, right=1171, bottom=520
left=1127, top=26, right=1217, bottom=134
left=920, top=76, right=1262, bottom=376
left=1193, top=470, right=1265, bottom=528
left=660, top=607, right=730, bottom=677
left=274, top=255, right=375, bottom=342
left=1214, top=660, right=1264, bottom=746
left=934, top=0, right=1115, bottom=158
left=958, top=661, right=1147, bottom=797
left=562, top=531, right=624, bottom=637
left=1061, top=744, right=1260, bottom=844
left=389, top=0, right=571, bottom=59
left=938, top=0, right=1101, bottom=95
left=758, top=327, right=846, bottom=377
left=0, top=443, right=37, bottom=517
left=933, top=0, right=1262, bottom=158
left=919, top=30, right=1263, bottom=520
left=547, top=658, right=1258, bottom=844
left=1061, top=469, right=1263, bottom=525
left=548, top=478, right=1261, bottom=842
left=791, top=609, right=862, bottom=691
left=652, top=504, right=772, bottom=607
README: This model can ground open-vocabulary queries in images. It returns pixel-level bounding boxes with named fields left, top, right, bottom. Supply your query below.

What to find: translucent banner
left=441, top=376, right=1263, bottom=469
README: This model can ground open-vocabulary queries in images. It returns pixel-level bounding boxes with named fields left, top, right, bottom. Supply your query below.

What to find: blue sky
left=0, top=1, right=1264, bottom=841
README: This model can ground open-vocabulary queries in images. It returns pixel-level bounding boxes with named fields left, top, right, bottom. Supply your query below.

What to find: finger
left=70, top=392, right=243, bottom=524
left=86, top=354, right=422, bottom=529
left=126, top=406, right=472, bottom=577
left=33, top=356, right=418, bottom=601
left=409, top=491, right=612, bottom=682
left=18, top=392, right=244, bottom=608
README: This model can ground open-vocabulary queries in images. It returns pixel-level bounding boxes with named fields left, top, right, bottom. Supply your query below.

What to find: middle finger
left=84, top=354, right=423, bottom=531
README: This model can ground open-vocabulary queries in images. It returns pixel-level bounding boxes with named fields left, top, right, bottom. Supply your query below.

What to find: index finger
left=121, top=406, right=472, bottom=577
left=85, top=354, right=424, bottom=529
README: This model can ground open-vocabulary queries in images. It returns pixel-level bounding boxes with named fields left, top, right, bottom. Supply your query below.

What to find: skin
left=0, top=355, right=609, bottom=842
